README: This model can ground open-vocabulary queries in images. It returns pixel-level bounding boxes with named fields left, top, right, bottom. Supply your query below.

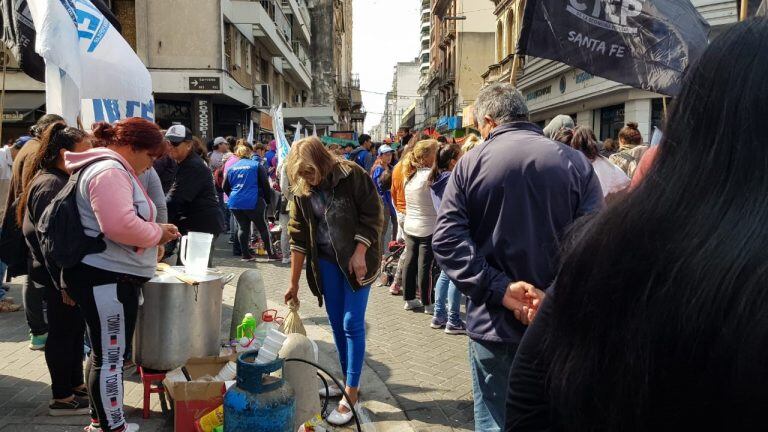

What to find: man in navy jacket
left=432, top=83, right=604, bottom=431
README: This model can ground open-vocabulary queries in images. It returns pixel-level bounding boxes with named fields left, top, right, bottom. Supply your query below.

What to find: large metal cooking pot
left=134, top=267, right=234, bottom=371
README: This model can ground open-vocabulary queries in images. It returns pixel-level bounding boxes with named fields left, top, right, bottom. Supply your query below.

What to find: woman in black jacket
left=165, top=125, right=225, bottom=263
left=17, top=122, right=92, bottom=416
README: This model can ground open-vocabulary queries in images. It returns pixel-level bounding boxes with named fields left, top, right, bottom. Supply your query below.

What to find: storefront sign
left=526, top=86, right=552, bottom=102
left=192, top=96, right=213, bottom=141
left=189, top=77, right=221, bottom=91
left=436, top=116, right=462, bottom=132
left=3, top=111, right=27, bottom=122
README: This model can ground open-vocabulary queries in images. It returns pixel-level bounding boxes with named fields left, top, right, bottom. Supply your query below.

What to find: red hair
left=92, top=118, right=165, bottom=157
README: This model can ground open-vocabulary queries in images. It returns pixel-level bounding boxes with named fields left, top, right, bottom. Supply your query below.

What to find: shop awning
left=283, top=106, right=338, bottom=126
left=2, top=92, right=45, bottom=123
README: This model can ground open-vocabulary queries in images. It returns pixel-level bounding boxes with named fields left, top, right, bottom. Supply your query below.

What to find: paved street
left=0, top=240, right=474, bottom=431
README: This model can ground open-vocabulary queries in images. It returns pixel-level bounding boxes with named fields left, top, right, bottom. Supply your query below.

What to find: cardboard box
left=163, top=356, right=231, bottom=432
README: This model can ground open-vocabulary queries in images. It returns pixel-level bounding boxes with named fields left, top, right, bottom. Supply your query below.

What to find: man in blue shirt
left=349, top=134, right=374, bottom=172
left=432, top=83, right=604, bottom=431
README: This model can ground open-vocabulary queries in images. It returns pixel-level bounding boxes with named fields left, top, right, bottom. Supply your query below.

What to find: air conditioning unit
left=256, top=84, right=271, bottom=107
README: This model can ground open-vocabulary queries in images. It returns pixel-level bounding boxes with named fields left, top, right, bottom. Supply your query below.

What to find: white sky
left=353, top=0, right=421, bottom=132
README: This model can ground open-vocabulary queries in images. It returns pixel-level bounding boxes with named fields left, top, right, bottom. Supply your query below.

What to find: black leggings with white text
left=63, top=263, right=147, bottom=432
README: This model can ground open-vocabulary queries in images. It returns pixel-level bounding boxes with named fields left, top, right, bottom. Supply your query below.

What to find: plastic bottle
left=253, top=310, right=279, bottom=345
left=236, top=313, right=257, bottom=339
left=194, top=404, right=224, bottom=432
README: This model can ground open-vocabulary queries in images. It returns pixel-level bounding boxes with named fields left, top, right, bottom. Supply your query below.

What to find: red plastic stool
left=138, top=366, right=169, bottom=419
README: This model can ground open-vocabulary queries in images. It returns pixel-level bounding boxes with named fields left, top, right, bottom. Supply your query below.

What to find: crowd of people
left=0, top=18, right=765, bottom=432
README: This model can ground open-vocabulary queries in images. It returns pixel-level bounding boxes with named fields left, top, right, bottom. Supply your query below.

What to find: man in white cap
left=209, top=136, right=231, bottom=171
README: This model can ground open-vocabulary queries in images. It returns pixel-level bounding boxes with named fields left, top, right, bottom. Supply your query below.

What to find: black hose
left=315, top=372, right=330, bottom=419
left=285, top=358, right=363, bottom=432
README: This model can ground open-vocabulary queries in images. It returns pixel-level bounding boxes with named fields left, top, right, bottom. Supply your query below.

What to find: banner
left=28, top=0, right=152, bottom=125
left=272, top=105, right=290, bottom=169
left=1, top=0, right=120, bottom=83
left=246, top=119, right=254, bottom=145
left=518, top=0, right=710, bottom=96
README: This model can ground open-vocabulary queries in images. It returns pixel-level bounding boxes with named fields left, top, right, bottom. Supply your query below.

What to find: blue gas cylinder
left=223, top=352, right=295, bottom=432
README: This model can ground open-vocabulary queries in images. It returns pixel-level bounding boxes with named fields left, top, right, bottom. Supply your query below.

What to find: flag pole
left=0, top=53, right=8, bottom=144
left=662, top=96, right=668, bottom=119
left=741, top=0, right=749, bottom=20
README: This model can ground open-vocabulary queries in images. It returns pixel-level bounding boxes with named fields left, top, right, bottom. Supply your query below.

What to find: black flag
left=0, top=0, right=122, bottom=83
left=518, top=0, right=710, bottom=96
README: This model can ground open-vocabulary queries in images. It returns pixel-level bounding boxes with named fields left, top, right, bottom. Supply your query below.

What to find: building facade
left=1, top=0, right=358, bottom=143
left=424, top=0, right=495, bottom=135
left=376, top=60, right=421, bottom=138
left=417, top=0, right=431, bottom=128
left=484, top=0, right=744, bottom=142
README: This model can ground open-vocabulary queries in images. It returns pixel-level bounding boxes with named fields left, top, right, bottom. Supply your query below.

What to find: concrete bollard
left=279, top=334, right=321, bottom=429
left=229, top=268, right=268, bottom=340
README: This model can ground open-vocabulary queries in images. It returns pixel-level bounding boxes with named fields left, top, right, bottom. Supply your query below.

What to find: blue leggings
left=319, top=258, right=370, bottom=388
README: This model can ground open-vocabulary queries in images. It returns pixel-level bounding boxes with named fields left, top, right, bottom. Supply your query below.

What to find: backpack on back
left=37, top=156, right=119, bottom=270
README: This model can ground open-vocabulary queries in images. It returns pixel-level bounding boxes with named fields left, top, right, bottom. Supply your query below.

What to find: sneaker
left=29, top=332, right=48, bottom=350
left=424, top=304, right=435, bottom=315
left=445, top=321, right=467, bottom=335
left=240, top=256, right=256, bottom=262
left=430, top=316, right=447, bottom=329
left=49, top=396, right=90, bottom=416
left=282, top=258, right=291, bottom=265
left=267, top=253, right=280, bottom=261
left=389, top=284, right=402, bottom=296
left=73, top=387, right=88, bottom=398
left=404, top=299, right=423, bottom=310
left=85, top=423, right=139, bottom=432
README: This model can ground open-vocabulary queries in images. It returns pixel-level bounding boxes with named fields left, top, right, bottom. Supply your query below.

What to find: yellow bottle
left=195, top=405, right=224, bottom=432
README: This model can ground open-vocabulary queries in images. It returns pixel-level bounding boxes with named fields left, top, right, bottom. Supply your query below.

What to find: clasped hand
left=502, top=281, right=546, bottom=325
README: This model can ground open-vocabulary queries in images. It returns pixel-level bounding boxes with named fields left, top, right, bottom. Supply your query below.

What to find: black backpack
left=37, top=156, right=120, bottom=270
left=0, top=197, right=29, bottom=278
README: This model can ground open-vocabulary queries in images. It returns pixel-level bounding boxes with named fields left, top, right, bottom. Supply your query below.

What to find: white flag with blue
left=29, top=0, right=153, bottom=125
left=272, top=105, right=291, bottom=169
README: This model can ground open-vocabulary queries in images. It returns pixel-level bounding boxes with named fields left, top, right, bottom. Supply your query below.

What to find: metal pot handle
left=223, top=273, right=235, bottom=286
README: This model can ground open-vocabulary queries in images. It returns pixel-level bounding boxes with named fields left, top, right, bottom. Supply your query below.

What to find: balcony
left=224, top=0, right=312, bottom=89
left=281, top=0, right=311, bottom=44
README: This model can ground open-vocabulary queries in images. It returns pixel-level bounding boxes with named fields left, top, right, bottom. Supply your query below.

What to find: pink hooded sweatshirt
left=65, top=148, right=161, bottom=277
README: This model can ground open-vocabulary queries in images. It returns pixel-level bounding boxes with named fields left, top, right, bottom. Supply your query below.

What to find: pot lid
left=148, top=266, right=224, bottom=284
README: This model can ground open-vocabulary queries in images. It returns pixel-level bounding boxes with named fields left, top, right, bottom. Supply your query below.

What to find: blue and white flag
left=272, top=105, right=291, bottom=169
left=28, top=0, right=153, bottom=125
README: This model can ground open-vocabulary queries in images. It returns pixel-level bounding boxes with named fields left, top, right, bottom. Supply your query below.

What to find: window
left=496, top=21, right=504, bottom=63
left=234, top=31, right=242, bottom=67
left=599, top=104, right=626, bottom=141
left=245, top=43, right=252, bottom=74
left=506, top=12, right=515, bottom=58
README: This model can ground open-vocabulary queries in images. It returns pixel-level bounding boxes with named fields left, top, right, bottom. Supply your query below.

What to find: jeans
left=433, top=270, right=462, bottom=324
left=319, top=258, right=370, bottom=388
left=402, top=234, right=434, bottom=305
left=469, top=339, right=519, bottom=432
left=23, top=276, right=48, bottom=336
left=44, top=284, right=85, bottom=399
left=279, top=212, right=290, bottom=259
left=229, top=211, right=241, bottom=254
left=232, top=199, right=273, bottom=259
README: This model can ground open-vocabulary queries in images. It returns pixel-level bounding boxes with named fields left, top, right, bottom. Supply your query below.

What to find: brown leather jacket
left=289, top=160, right=384, bottom=306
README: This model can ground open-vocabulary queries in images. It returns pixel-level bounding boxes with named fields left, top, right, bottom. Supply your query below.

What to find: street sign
left=189, top=77, right=221, bottom=91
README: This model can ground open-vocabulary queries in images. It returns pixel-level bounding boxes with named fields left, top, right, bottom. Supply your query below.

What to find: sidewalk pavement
left=0, top=238, right=474, bottom=431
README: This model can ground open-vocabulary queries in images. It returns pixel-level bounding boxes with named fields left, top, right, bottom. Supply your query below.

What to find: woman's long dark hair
left=16, top=122, right=87, bottom=225
left=428, top=142, right=461, bottom=183
left=545, top=19, right=768, bottom=431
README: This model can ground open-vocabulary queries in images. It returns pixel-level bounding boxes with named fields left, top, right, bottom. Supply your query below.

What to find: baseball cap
left=165, top=124, right=193, bottom=144
left=13, top=136, right=32, bottom=148
left=213, top=136, right=227, bottom=146
left=378, top=144, right=395, bottom=155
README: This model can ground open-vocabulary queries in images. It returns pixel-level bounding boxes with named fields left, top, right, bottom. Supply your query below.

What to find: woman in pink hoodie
left=62, top=118, right=180, bottom=432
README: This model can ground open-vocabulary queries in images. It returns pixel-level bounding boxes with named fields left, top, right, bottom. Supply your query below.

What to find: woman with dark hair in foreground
left=506, top=19, right=768, bottom=432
